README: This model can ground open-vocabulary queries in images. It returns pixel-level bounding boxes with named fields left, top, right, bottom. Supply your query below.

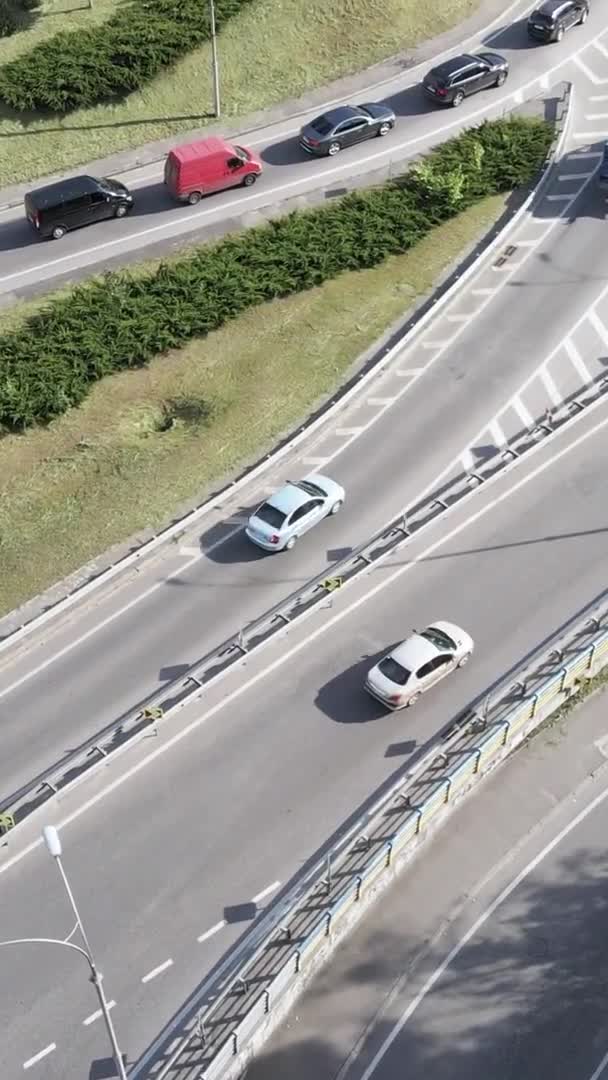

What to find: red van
left=164, top=137, right=263, bottom=205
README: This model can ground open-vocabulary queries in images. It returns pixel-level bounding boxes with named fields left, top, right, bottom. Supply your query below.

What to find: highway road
left=1, top=397, right=607, bottom=1078
left=0, top=0, right=606, bottom=301
left=1, top=122, right=608, bottom=802
left=246, top=666, right=608, bottom=1080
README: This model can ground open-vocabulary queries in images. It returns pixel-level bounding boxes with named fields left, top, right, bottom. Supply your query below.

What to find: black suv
left=24, top=174, right=134, bottom=240
left=423, top=52, right=509, bottom=108
left=527, top=0, right=589, bottom=43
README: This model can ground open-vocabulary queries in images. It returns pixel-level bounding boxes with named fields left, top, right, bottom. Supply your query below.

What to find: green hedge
left=0, top=0, right=254, bottom=112
left=0, top=117, right=552, bottom=430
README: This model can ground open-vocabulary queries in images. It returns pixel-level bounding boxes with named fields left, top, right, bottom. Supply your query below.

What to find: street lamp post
left=209, top=0, right=221, bottom=117
left=42, top=826, right=128, bottom=1080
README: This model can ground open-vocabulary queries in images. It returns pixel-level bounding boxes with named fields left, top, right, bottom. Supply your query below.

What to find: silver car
left=365, top=621, right=474, bottom=710
left=245, top=473, right=345, bottom=552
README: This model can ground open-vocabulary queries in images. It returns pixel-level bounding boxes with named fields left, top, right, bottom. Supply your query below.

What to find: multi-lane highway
left=0, top=0, right=606, bottom=300
left=1, top=390, right=608, bottom=1077
left=1, top=131, right=607, bottom=800
left=246, top=666, right=608, bottom=1080
left=2, top=3, right=608, bottom=1077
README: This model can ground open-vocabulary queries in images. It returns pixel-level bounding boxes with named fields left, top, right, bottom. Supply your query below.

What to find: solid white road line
left=23, top=1044, right=56, bottom=1070
left=83, top=1002, right=116, bottom=1026
left=558, top=172, right=594, bottom=180
left=593, top=40, right=608, bottom=62
left=564, top=337, right=592, bottom=383
left=357, top=775, right=608, bottom=1080
left=142, top=958, right=174, bottom=983
left=197, top=920, right=226, bottom=944
left=4, top=402, right=607, bottom=888
left=252, top=880, right=281, bottom=904
left=587, top=1047, right=608, bottom=1080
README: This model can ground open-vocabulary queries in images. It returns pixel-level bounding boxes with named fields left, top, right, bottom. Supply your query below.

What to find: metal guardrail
left=145, top=601, right=608, bottom=1080
left=2, top=364, right=607, bottom=838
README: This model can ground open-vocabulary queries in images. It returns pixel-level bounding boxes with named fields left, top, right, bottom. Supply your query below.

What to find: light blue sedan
left=245, top=473, right=345, bottom=552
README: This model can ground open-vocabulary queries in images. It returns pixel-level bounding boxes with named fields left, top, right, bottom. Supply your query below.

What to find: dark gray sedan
left=299, top=103, right=396, bottom=157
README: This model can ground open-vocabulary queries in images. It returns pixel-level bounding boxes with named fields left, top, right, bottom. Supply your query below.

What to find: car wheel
left=327, top=141, right=341, bottom=156
left=407, top=691, right=421, bottom=707
left=330, top=499, right=343, bottom=515
left=187, top=191, right=202, bottom=205
left=452, top=91, right=465, bottom=107
left=555, top=25, right=564, bottom=40
left=457, top=653, right=472, bottom=669
left=52, top=225, right=67, bottom=240
left=579, top=7, right=588, bottom=23
left=495, top=70, right=507, bottom=87
left=285, top=535, right=298, bottom=551
left=377, top=122, right=392, bottom=136
left=115, top=204, right=128, bottom=218
left=243, top=173, right=257, bottom=187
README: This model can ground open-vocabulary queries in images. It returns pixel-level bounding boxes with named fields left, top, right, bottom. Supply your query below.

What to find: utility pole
left=209, top=0, right=221, bottom=118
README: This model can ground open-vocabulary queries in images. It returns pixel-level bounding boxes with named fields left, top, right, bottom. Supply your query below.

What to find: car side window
left=416, top=660, right=435, bottom=679
left=290, top=501, right=313, bottom=524
left=69, top=194, right=92, bottom=209
left=90, top=191, right=105, bottom=204
left=451, top=70, right=471, bottom=84
left=337, top=118, right=366, bottom=132
left=433, top=654, right=453, bottom=670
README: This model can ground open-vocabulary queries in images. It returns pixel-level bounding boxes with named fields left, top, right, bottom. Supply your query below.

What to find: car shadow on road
left=261, top=138, right=309, bottom=166
left=482, top=17, right=538, bottom=50
left=315, top=645, right=400, bottom=723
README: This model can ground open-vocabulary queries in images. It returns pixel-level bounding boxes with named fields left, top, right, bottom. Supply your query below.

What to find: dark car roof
left=313, top=105, right=360, bottom=127
left=533, top=0, right=572, bottom=13
left=25, top=174, right=101, bottom=209
left=428, top=54, right=479, bottom=80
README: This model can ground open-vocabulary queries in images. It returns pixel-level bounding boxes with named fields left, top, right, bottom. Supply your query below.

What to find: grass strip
left=0, top=192, right=506, bottom=615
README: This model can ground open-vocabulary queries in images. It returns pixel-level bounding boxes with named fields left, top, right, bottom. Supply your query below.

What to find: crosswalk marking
left=489, top=418, right=506, bottom=447
left=512, top=397, right=534, bottom=427
left=563, top=338, right=592, bottom=383
left=540, top=367, right=562, bottom=407
left=588, top=308, right=608, bottom=347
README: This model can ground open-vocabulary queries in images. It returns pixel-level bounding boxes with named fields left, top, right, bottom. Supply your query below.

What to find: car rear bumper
left=244, top=528, right=281, bottom=552
left=299, top=140, right=324, bottom=156
left=364, top=681, right=403, bottom=710
left=422, top=86, right=450, bottom=105
left=527, top=25, right=553, bottom=41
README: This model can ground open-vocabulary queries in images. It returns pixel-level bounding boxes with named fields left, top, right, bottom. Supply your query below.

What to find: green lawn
left=0, top=0, right=479, bottom=186
left=0, top=191, right=506, bottom=615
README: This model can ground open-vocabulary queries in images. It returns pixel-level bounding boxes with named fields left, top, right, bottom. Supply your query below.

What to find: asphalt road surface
left=246, top=669, right=608, bottom=1080
left=0, top=1, right=606, bottom=300
left=1, top=138, right=607, bottom=801
left=1, top=398, right=607, bottom=1078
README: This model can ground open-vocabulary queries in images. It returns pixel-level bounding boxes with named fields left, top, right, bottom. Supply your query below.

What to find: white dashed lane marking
left=83, top=1002, right=116, bottom=1026
left=23, top=1044, right=56, bottom=1070
left=251, top=880, right=281, bottom=904
left=512, top=397, right=534, bottom=427
left=142, top=958, right=173, bottom=984
left=198, top=920, right=227, bottom=944
left=540, top=367, right=562, bottom=407
left=588, top=308, right=608, bottom=347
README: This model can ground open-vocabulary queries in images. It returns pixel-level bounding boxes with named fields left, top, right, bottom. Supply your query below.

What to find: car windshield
left=233, top=145, right=250, bottom=162
left=310, top=116, right=333, bottom=135
left=255, top=502, right=286, bottom=528
left=421, top=626, right=457, bottom=651
left=531, top=10, right=554, bottom=22
left=296, top=480, right=326, bottom=498
left=378, top=657, right=410, bottom=685
left=100, top=177, right=120, bottom=192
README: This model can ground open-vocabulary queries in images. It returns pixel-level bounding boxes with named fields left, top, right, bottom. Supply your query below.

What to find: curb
left=0, top=83, right=573, bottom=653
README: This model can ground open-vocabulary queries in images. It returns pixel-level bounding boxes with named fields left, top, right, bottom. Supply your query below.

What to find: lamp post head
left=42, top=825, right=62, bottom=859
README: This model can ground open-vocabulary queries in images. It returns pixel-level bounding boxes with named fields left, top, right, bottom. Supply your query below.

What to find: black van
left=24, top=174, right=134, bottom=240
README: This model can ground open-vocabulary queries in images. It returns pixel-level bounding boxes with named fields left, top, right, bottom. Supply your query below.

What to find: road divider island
left=0, top=116, right=551, bottom=430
